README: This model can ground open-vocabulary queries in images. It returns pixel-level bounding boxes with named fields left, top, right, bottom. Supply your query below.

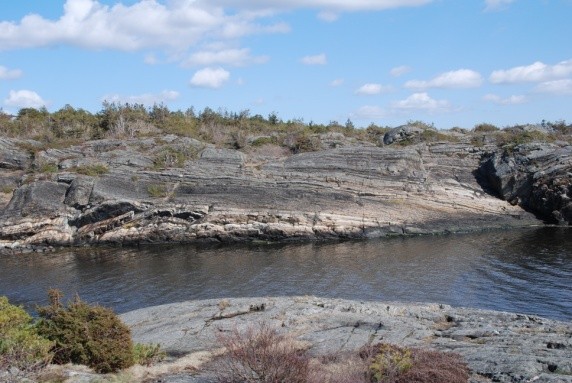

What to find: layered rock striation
left=1, top=133, right=568, bottom=251
left=479, top=143, right=572, bottom=224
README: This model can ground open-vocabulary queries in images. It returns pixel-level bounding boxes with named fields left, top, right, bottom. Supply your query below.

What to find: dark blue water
left=1, top=227, right=571, bottom=321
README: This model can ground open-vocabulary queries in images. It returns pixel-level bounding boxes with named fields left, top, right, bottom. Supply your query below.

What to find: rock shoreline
left=3, top=132, right=570, bottom=251
left=121, top=296, right=572, bottom=383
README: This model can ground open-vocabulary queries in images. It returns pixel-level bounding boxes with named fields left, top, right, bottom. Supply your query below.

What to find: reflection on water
left=1, top=227, right=571, bottom=321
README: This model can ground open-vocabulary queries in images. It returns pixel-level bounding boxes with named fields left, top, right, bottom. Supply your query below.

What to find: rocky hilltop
left=1, top=125, right=571, bottom=251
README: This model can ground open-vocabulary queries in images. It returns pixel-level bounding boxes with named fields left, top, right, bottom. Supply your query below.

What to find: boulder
left=383, top=124, right=427, bottom=145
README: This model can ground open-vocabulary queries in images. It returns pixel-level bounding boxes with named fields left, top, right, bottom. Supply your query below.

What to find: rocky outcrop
left=121, top=297, right=572, bottom=383
left=0, top=135, right=550, bottom=251
left=383, top=124, right=428, bottom=145
left=479, top=143, right=572, bottom=224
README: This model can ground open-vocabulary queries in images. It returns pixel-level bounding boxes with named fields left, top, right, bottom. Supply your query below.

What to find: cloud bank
left=405, top=69, right=483, bottom=89
left=490, top=59, right=572, bottom=84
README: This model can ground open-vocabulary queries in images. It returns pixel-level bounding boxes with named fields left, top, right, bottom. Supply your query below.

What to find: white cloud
left=214, top=0, right=433, bottom=12
left=0, top=0, right=290, bottom=53
left=0, top=0, right=433, bottom=74
left=184, top=48, right=268, bottom=67
left=390, top=65, right=411, bottom=77
left=144, top=54, right=157, bottom=65
left=102, top=90, right=179, bottom=105
left=317, top=10, right=339, bottom=21
left=355, top=83, right=391, bottom=95
left=405, top=69, right=483, bottom=89
left=484, top=0, right=515, bottom=11
left=190, top=67, right=230, bottom=88
left=0, top=66, right=23, bottom=80
left=391, top=92, right=450, bottom=111
left=535, top=79, right=572, bottom=95
left=301, top=53, right=327, bottom=65
left=220, top=21, right=290, bottom=39
left=330, top=78, right=344, bottom=87
left=483, top=93, right=526, bottom=105
left=490, top=59, right=572, bottom=84
left=4, top=90, right=46, bottom=108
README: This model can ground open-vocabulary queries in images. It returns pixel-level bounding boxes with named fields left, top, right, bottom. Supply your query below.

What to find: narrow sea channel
left=1, top=227, right=571, bottom=321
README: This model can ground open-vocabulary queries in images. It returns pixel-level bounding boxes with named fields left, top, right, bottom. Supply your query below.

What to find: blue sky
left=0, top=0, right=571, bottom=129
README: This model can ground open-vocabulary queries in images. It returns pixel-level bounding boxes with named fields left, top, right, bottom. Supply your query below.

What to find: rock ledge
left=122, top=297, right=572, bottom=383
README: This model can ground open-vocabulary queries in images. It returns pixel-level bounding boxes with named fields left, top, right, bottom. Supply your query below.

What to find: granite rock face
left=121, top=297, right=572, bottom=383
left=479, top=143, right=572, bottom=224
left=0, top=135, right=554, bottom=250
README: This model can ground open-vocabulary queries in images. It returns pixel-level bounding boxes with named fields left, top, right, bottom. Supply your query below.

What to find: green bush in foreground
left=361, top=343, right=469, bottom=383
left=36, top=290, right=134, bottom=374
left=367, top=344, right=413, bottom=382
left=0, top=296, right=53, bottom=372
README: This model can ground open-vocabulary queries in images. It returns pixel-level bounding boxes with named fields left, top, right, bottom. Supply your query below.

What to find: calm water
left=1, top=227, right=571, bottom=321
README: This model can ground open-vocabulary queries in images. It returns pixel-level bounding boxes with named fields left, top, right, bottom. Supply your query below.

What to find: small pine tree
left=36, top=290, right=134, bottom=373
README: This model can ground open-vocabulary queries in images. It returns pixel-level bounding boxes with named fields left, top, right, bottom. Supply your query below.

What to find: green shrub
left=147, top=184, right=168, bottom=198
left=0, top=296, right=53, bottom=372
left=367, top=344, right=413, bottom=382
left=361, top=343, right=469, bottom=383
left=72, top=164, right=109, bottom=176
left=0, top=185, right=14, bottom=194
left=152, top=146, right=197, bottom=169
left=133, top=343, right=166, bottom=366
left=473, top=123, right=499, bottom=133
left=36, top=290, right=134, bottom=374
left=250, top=136, right=276, bottom=147
left=37, top=162, right=59, bottom=174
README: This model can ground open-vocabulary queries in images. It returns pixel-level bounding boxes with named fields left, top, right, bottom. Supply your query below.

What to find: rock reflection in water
left=0, top=227, right=570, bottom=320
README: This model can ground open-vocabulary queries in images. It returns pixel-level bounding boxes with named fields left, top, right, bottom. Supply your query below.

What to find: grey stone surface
left=383, top=124, right=427, bottom=145
left=479, top=143, right=572, bottom=224
left=0, top=138, right=34, bottom=170
left=0, top=136, right=556, bottom=251
left=121, top=297, right=572, bottom=383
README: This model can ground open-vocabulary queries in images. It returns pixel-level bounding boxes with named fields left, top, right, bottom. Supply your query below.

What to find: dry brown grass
left=213, top=323, right=310, bottom=383
left=209, top=324, right=469, bottom=383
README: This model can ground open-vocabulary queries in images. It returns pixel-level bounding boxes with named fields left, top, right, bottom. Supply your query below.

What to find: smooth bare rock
left=1, top=181, right=69, bottom=218
left=122, top=297, right=572, bottom=383
left=0, top=138, right=34, bottom=170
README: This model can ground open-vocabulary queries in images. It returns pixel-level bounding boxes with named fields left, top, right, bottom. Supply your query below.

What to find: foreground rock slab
left=121, top=297, right=572, bottom=383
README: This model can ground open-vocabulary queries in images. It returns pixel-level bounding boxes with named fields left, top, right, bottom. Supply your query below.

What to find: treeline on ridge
left=0, top=103, right=570, bottom=153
